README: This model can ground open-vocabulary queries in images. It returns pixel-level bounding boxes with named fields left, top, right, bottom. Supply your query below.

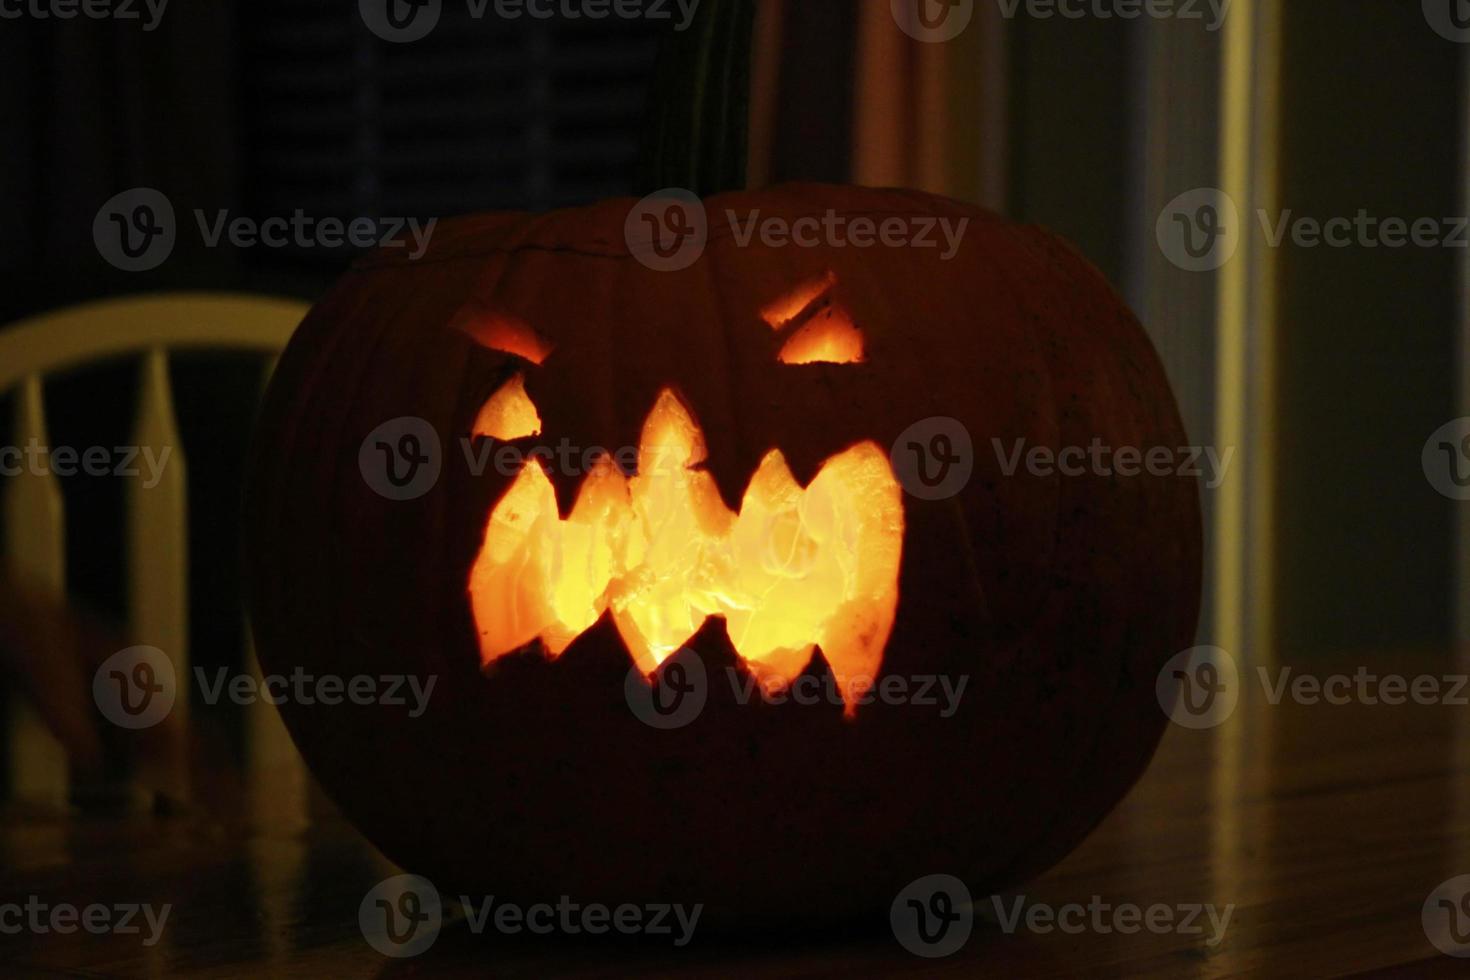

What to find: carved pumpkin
left=245, top=182, right=1201, bottom=926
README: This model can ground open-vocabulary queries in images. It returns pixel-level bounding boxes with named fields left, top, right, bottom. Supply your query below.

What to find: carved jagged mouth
left=468, top=388, right=904, bottom=711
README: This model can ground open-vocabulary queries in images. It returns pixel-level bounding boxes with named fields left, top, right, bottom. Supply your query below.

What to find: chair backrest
left=0, top=292, right=310, bottom=808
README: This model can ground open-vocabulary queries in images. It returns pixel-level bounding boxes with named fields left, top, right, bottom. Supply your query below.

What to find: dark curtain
left=0, top=4, right=245, bottom=323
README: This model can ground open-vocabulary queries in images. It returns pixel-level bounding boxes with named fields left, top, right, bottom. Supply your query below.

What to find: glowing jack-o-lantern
left=468, top=275, right=903, bottom=710
left=246, top=183, right=1201, bottom=927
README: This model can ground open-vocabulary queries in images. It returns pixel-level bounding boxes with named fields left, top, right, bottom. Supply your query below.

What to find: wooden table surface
left=4, top=652, right=1469, bottom=977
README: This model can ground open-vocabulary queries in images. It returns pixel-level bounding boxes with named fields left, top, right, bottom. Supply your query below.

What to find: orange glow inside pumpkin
left=473, top=373, right=542, bottom=440
left=453, top=308, right=554, bottom=365
left=468, top=389, right=904, bottom=712
left=777, top=305, right=865, bottom=365
left=761, top=272, right=864, bottom=365
left=761, top=271, right=837, bottom=329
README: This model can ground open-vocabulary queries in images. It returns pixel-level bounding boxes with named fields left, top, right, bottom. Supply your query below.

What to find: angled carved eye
left=761, top=271, right=837, bottom=330
left=762, top=272, right=865, bottom=365
left=453, top=305, right=553, bottom=365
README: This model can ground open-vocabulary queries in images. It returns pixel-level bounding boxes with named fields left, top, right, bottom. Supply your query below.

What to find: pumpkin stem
left=633, top=0, right=755, bottom=198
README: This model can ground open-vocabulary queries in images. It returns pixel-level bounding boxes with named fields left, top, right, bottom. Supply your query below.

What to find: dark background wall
left=1006, top=12, right=1134, bottom=288
left=1274, top=0, right=1459, bottom=656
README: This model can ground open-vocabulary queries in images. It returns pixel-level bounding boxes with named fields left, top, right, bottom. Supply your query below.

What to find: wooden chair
left=0, top=292, right=309, bottom=809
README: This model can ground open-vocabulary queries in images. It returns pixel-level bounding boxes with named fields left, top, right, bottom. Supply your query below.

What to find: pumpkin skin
left=245, top=183, right=1201, bottom=927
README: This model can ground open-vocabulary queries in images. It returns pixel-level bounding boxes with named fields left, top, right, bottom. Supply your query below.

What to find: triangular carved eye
left=453, top=305, right=553, bottom=365
left=474, top=373, right=542, bottom=440
left=761, top=272, right=865, bottom=365
left=777, top=305, right=864, bottom=364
